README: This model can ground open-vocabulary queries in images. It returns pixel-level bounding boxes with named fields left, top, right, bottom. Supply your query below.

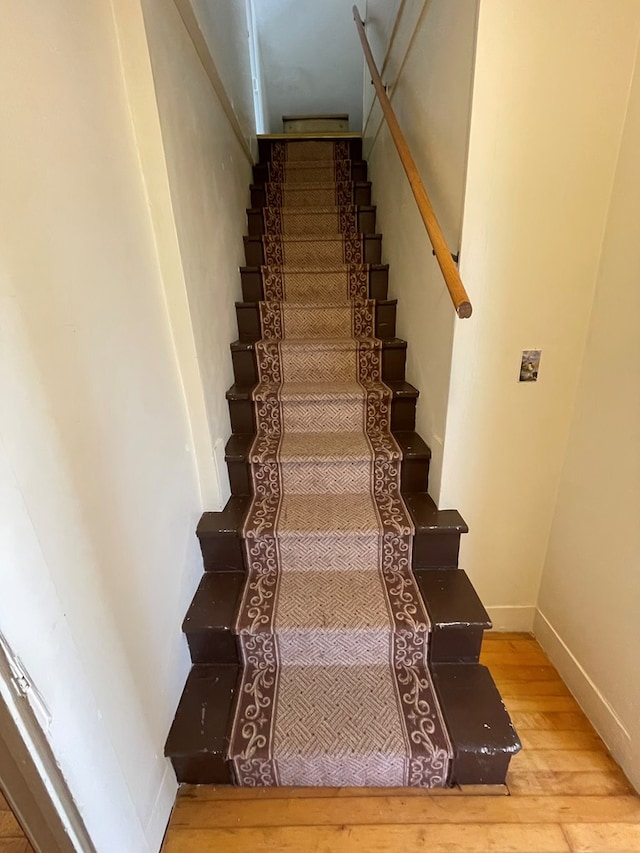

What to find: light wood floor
left=163, top=634, right=640, bottom=852
left=0, top=791, right=33, bottom=853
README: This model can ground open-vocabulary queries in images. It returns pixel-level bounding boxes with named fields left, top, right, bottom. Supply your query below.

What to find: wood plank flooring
left=163, top=633, right=640, bottom=852
left=0, top=791, right=33, bottom=853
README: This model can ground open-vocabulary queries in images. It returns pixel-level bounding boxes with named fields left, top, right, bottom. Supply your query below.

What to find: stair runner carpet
left=228, top=139, right=452, bottom=787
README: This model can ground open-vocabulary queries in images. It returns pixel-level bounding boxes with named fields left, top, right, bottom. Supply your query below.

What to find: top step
left=282, top=114, right=349, bottom=133
left=258, top=136, right=363, bottom=165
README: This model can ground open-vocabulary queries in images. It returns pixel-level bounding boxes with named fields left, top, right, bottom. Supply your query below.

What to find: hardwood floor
left=163, top=634, right=640, bottom=852
left=0, top=791, right=33, bottom=853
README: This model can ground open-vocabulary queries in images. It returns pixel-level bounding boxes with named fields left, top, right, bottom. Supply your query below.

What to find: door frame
left=0, top=644, right=96, bottom=853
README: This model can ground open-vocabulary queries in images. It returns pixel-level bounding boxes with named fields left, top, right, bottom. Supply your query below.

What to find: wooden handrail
left=353, top=6, right=472, bottom=318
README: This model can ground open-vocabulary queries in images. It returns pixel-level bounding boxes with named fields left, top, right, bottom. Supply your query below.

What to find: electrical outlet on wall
left=520, top=350, right=541, bottom=382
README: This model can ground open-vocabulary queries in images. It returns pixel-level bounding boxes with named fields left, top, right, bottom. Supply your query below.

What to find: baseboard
left=533, top=609, right=633, bottom=777
left=144, top=761, right=177, bottom=853
left=485, top=605, right=535, bottom=632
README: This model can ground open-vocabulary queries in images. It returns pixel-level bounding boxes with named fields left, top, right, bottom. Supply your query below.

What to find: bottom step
left=165, top=662, right=521, bottom=786
left=165, top=664, right=239, bottom=785
left=432, top=663, right=522, bottom=786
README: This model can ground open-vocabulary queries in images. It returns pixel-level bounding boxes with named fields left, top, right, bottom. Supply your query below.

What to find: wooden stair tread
left=249, top=181, right=372, bottom=189
left=405, top=491, right=468, bottom=533
left=246, top=205, right=377, bottom=213
left=239, top=263, right=389, bottom=272
left=183, top=572, right=244, bottom=633
left=164, top=662, right=522, bottom=786
left=230, top=336, right=407, bottom=350
left=432, top=664, right=522, bottom=786
left=225, top=379, right=419, bottom=401
left=165, top=664, right=238, bottom=758
left=234, top=298, right=397, bottom=308
left=197, top=495, right=250, bottom=535
left=416, top=569, right=491, bottom=629
left=245, top=232, right=383, bottom=242
left=225, top=430, right=429, bottom=463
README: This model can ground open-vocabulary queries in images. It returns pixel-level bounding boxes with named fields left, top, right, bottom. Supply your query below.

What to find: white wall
left=0, top=0, right=253, bottom=849
left=364, top=0, right=479, bottom=499
left=535, top=42, right=640, bottom=792
left=254, top=0, right=364, bottom=131
left=439, top=0, right=640, bottom=631
left=140, top=0, right=253, bottom=512
left=190, top=0, right=257, bottom=144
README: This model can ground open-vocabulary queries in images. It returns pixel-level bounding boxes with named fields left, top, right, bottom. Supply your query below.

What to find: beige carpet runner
left=229, top=139, right=452, bottom=787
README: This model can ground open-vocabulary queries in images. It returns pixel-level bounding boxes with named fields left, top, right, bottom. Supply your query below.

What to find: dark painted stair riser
left=236, top=299, right=397, bottom=343
left=257, top=136, right=363, bottom=164
left=197, top=491, right=468, bottom=576
left=247, top=206, right=377, bottom=237
left=252, top=160, right=368, bottom=186
left=244, top=234, right=382, bottom=267
left=225, top=430, right=430, bottom=497
left=226, top=379, right=420, bottom=435
left=183, top=571, right=244, bottom=665
left=415, top=570, right=491, bottom=663
left=240, top=264, right=390, bottom=302
left=405, top=492, right=468, bottom=570
left=250, top=181, right=372, bottom=209
left=432, top=664, right=522, bottom=786
left=230, top=337, right=407, bottom=386
left=165, top=664, right=238, bottom=785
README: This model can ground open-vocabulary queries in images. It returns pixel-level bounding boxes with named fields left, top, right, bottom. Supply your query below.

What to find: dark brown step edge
left=257, top=136, right=363, bottom=163
left=240, top=264, right=389, bottom=302
left=225, top=430, right=430, bottom=498
left=415, top=569, right=491, bottom=663
left=182, top=571, right=244, bottom=665
left=244, top=234, right=382, bottom=266
left=246, top=206, right=377, bottom=237
left=164, top=661, right=521, bottom=786
left=230, top=337, right=407, bottom=386
left=404, top=492, right=468, bottom=570
left=253, top=160, right=368, bottom=185
left=431, top=663, right=522, bottom=786
left=225, top=379, right=420, bottom=436
left=180, top=564, right=488, bottom=672
left=251, top=181, right=372, bottom=209
left=236, top=298, right=397, bottom=343
left=197, top=484, right=468, bottom=576
left=165, top=663, right=238, bottom=784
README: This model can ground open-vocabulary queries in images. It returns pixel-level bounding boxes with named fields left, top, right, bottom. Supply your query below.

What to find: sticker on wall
left=520, top=350, right=541, bottom=382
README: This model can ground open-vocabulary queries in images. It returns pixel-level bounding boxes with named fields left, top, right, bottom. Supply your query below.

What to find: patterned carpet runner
left=229, top=139, right=452, bottom=787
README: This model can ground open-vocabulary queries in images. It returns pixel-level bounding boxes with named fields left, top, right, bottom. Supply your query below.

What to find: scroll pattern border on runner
left=228, top=139, right=452, bottom=788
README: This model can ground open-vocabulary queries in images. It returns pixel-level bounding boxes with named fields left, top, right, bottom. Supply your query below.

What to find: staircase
left=165, top=134, right=521, bottom=788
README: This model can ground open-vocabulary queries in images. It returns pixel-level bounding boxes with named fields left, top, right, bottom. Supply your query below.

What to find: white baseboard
left=485, top=605, right=536, bottom=632
left=145, top=762, right=177, bottom=853
left=533, top=608, right=635, bottom=788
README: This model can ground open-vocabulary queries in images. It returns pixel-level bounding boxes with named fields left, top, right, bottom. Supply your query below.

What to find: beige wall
left=140, top=0, right=253, bottom=512
left=535, top=43, right=640, bottom=792
left=440, top=0, right=640, bottom=629
left=190, top=0, right=256, bottom=146
left=0, top=0, right=253, bottom=849
left=364, top=0, right=479, bottom=499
